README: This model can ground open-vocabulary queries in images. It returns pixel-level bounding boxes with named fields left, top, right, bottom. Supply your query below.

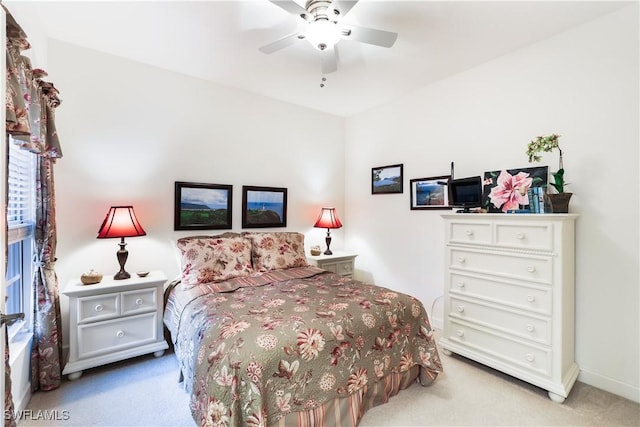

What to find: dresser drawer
left=121, top=288, right=157, bottom=315
left=495, top=221, right=553, bottom=251
left=449, top=273, right=551, bottom=315
left=449, top=248, right=552, bottom=284
left=77, top=293, right=119, bottom=323
left=449, top=296, right=550, bottom=345
left=447, top=320, right=551, bottom=377
left=448, top=221, right=492, bottom=245
left=77, top=312, right=158, bottom=359
left=321, top=260, right=353, bottom=276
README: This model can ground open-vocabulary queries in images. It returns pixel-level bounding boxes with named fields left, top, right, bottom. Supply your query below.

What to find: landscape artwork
left=372, top=164, right=403, bottom=194
left=174, top=182, right=233, bottom=230
left=410, top=175, right=450, bottom=210
left=242, top=186, right=287, bottom=228
left=483, top=166, right=548, bottom=213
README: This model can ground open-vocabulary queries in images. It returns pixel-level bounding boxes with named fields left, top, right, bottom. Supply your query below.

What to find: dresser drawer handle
left=526, top=295, right=536, bottom=303
left=457, top=257, right=466, bottom=264
left=342, top=264, right=351, bottom=271
left=525, top=353, right=535, bottom=362
left=456, top=281, right=465, bottom=289
left=94, top=304, right=104, bottom=312
left=526, top=324, right=535, bottom=332
left=456, top=305, right=465, bottom=313
left=116, top=330, right=125, bottom=338
left=465, top=230, right=474, bottom=237
left=135, top=298, right=144, bottom=306
left=456, top=330, right=464, bottom=337
left=527, top=266, right=536, bottom=273
left=516, top=232, right=525, bottom=240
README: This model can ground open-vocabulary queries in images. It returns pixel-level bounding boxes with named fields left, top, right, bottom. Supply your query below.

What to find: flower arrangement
left=526, top=133, right=566, bottom=193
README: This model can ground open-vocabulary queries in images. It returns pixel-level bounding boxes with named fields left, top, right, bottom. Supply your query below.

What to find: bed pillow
left=244, top=232, right=309, bottom=272
left=176, top=234, right=253, bottom=287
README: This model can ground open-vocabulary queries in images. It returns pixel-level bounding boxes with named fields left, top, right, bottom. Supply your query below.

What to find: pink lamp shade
left=313, top=207, right=342, bottom=255
left=97, top=206, right=146, bottom=280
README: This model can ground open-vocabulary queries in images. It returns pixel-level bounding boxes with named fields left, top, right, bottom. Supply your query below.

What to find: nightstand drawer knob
left=526, top=295, right=536, bottom=303
left=456, top=305, right=465, bottom=313
left=516, top=232, right=525, bottom=240
left=135, top=298, right=144, bottom=305
left=116, top=330, right=125, bottom=338
left=465, top=230, right=474, bottom=237
left=527, top=266, right=536, bottom=273
left=95, top=304, right=104, bottom=312
left=456, top=330, right=464, bottom=337
left=456, top=281, right=465, bottom=288
left=526, top=324, right=535, bottom=332
left=457, top=257, right=466, bottom=264
left=525, top=353, right=535, bottom=362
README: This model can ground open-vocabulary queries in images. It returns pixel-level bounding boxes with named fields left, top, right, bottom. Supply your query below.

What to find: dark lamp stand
left=114, top=237, right=131, bottom=280
left=323, top=228, right=333, bottom=255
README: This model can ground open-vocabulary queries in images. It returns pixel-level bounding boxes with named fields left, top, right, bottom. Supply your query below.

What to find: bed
left=164, top=232, right=442, bottom=427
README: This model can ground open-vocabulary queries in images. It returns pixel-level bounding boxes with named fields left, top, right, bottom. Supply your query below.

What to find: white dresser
left=440, top=213, right=578, bottom=402
left=62, top=270, right=169, bottom=380
left=307, top=251, right=357, bottom=278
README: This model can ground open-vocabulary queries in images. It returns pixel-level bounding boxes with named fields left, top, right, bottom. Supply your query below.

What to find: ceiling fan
left=259, top=0, right=398, bottom=74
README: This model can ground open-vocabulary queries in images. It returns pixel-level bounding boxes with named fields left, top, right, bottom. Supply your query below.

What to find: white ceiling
left=11, top=0, right=631, bottom=117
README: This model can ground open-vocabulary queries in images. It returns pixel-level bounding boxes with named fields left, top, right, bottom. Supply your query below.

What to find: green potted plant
left=526, top=133, right=572, bottom=213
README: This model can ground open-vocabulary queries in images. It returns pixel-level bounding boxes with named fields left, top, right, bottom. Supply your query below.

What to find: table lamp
left=313, top=207, right=342, bottom=255
left=97, top=206, right=146, bottom=280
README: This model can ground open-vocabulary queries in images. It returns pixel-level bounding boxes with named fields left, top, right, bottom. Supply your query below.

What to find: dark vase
left=547, top=192, right=573, bottom=213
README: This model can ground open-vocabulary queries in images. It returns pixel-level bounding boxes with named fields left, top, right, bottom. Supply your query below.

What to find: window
left=6, top=138, right=36, bottom=337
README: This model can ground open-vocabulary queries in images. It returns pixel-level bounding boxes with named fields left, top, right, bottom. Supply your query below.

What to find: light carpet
left=17, top=347, right=639, bottom=426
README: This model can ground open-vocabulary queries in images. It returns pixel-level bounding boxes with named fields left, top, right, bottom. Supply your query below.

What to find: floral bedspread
left=164, top=267, right=442, bottom=427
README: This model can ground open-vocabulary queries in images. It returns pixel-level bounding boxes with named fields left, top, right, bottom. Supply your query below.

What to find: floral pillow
left=244, top=232, right=309, bottom=272
left=176, top=235, right=253, bottom=288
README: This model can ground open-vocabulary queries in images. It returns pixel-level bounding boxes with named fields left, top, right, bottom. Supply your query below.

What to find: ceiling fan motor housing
left=304, top=0, right=340, bottom=23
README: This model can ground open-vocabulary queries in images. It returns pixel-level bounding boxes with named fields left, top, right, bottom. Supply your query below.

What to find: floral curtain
left=4, top=5, right=64, bottom=416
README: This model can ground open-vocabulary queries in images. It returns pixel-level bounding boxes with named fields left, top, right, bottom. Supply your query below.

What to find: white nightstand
left=307, top=251, right=357, bottom=278
left=62, top=270, right=169, bottom=380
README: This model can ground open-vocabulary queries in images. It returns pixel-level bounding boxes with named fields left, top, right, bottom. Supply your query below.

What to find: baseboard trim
left=578, top=368, right=639, bottom=403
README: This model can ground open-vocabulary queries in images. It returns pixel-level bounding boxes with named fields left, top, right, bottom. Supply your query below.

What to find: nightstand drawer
left=121, top=288, right=157, bottom=315
left=77, top=312, right=158, bottom=359
left=78, top=293, right=119, bottom=323
left=323, top=260, right=353, bottom=276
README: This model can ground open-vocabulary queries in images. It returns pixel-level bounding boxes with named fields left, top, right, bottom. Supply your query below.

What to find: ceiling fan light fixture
left=306, top=19, right=341, bottom=50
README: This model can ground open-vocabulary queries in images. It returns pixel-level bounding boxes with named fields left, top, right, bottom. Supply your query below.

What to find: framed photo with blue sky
left=242, top=186, right=288, bottom=228
left=372, top=164, right=403, bottom=194
left=410, top=175, right=451, bottom=210
left=174, top=181, right=233, bottom=230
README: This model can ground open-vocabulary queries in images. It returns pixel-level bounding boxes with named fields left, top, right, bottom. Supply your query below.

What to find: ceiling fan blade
left=259, top=32, right=304, bottom=54
left=341, top=24, right=398, bottom=48
left=331, top=1, right=359, bottom=18
left=320, top=46, right=338, bottom=75
left=269, top=0, right=308, bottom=19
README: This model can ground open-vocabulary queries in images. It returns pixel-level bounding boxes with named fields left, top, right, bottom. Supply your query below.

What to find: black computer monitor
left=449, top=176, right=482, bottom=212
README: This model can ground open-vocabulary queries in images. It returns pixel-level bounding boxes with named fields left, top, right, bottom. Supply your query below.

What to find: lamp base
left=324, top=232, right=333, bottom=255
left=114, top=238, right=130, bottom=280
left=114, top=270, right=131, bottom=280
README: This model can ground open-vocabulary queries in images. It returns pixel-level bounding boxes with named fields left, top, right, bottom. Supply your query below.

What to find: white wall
left=43, top=41, right=346, bottom=349
left=344, top=5, right=639, bottom=402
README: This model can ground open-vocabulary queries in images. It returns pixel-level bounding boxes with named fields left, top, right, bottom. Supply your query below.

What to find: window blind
left=7, top=140, right=36, bottom=244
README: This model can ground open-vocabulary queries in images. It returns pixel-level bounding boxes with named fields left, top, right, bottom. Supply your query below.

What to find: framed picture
left=410, top=175, right=451, bottom=210
left=174, top=181, right=233, bottom=230
left=372, top=163, right=403, bottom=194
left=242, top=186, right=287, bottom=228
left=483, top=166, right=548, bottom=213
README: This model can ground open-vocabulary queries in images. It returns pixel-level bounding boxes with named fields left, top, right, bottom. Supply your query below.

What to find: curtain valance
left=4, top=5, right=62, bottom=159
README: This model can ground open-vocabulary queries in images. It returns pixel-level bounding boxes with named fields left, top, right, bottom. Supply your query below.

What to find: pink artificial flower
left=488, top=170, right=533, bottom=212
